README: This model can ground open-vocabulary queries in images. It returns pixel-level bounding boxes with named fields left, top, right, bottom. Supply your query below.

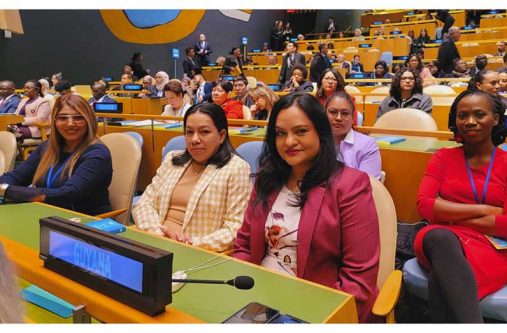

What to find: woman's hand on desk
left=160, top=225, right=193, bottom=244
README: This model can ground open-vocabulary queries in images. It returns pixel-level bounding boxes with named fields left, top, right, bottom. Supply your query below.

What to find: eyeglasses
left=323, top=77, right=338, bottom=82
left=55, top=115, right=86, bottom=123
left=327, top=109, right=353, bottom=120
left=400, top=76, right=415, bottom=81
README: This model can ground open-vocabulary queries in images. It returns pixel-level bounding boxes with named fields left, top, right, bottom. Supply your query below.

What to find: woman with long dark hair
left=315, top=67, right=347, bottom=105
left=415, top=90, right=507, bottom=322
left=133, top=103, right=251, bottom=251
left=377, top=67, right=433, bottom=119
left=233, top=92, right=380, bottom=322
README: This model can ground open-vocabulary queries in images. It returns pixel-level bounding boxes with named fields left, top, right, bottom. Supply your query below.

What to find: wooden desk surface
left=0, top=203, right=357, bottom=323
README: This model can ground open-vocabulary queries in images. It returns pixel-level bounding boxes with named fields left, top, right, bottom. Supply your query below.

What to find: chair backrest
left=370, top=86, right=390, bottom=95
left=344, top=85, right=361, bottom=94
left=0, top=150, right=5, bottom=175
left=236, top=141, right=263, bottom=174
left=162, top=135, right=186, bottom=161
left=423, top=85, right=456, bottom=95
left=124, top=131, right=144, bottom=148
left=374, top=108, right=438, bottom=131
left=380, top=51, right=393, bottom=66
left=242, top=105, right=252, bottom=121
left=0, top=131, right=17, bottom=172
left=369, top=175, right=397, bottom=288
left=100, top=133, right=142, bottom=224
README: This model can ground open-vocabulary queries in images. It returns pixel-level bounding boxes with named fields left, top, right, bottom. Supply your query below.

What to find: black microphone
left=172, top=276, right=254, bottom=290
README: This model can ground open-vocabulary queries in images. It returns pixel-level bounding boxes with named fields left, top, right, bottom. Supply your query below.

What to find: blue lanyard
left=464, top=148, right=497, bottom=204
left=46, top=156, right=71, bottom=188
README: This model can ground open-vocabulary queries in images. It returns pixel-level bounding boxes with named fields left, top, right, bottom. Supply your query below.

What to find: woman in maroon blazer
left=233, top=92, right=380, bottom=323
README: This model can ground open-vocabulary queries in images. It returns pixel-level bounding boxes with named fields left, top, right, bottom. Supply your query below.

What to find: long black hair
left=172, top=103, right=235, bottom=168
left=389, top=67, right=423, bottom=100
left=316, top=68, right=346, bottom=101
left=448, top=89, right=507, bottom=146
left=254, top=92, right=342, bottom=209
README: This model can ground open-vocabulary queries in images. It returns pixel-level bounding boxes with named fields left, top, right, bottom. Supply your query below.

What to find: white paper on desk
left=129, top=120, right=165, bottom=127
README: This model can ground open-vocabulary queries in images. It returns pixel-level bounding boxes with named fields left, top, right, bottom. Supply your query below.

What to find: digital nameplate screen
left=94, top=103, right=119, bottom=112
left=48, top=230, right=143, bottom=292
left=123, top=84, right=143, bottom=91
left=40, top=216, right=173, bottom=316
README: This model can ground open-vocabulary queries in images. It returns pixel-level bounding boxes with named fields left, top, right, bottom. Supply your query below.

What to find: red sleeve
left=495, top=162, right=507, bottom=238
left=334, top=171, right=379, bottom=323
left=224, top=100, right=244, bottom=119
left=232, top=188, right=257, bottom=262
left=417, top=149, right=446, bottom=224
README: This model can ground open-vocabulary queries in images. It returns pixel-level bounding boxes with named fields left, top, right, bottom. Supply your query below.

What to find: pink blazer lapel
left=296, top=185, right=326, bottom=277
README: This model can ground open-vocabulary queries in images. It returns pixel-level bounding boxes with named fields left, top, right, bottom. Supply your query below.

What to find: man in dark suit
left=309, top=43, right=332, bottom=82
left=0, top=81, right=21, bottom=114
left=223, top=47, right=243, bottom=76
left=277, top=42, right=307, bottom=85
left=193, top=74, right=212, bottom=104
left=194, top=34, right=212, bottom=67
left=182, top=47, right=200, bottom=78
left=88, top=82, right=116, bottom=106
left=437, top=26, right=461, bottom=74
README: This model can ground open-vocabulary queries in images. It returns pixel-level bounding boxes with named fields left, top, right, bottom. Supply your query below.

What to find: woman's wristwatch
left=0, top=183, right=10, bottom=197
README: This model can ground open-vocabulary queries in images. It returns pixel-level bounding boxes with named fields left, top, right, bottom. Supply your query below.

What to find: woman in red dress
left=415, top=89, right=507, bottom=322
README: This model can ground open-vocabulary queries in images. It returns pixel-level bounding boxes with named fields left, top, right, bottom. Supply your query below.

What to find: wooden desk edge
left=0, top=236, right=202, bottom=323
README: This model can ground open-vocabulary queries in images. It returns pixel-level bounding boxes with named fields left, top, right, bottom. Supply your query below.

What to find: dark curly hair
left=253, top=92, right=342, bottom=209
left=389, top=67, right=423, bottom=100
left=448, top=89, right=507, bottom=146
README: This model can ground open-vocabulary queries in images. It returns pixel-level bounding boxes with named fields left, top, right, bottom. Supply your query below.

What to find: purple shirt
left=337, top=129, right=382, bottom=180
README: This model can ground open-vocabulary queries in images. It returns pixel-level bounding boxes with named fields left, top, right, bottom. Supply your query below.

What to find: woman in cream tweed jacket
left=133, top=103, right=252, bottom=251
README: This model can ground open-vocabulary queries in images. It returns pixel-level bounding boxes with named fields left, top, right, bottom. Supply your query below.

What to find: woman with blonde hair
left=248, top=85, right=280, bottom=120
left=0, top=94, right=112, bottom=215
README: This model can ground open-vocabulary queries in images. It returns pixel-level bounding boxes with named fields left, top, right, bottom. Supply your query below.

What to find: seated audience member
left=122, top=64, right=134, bottom=77
left=150, top=71, right=170, bottom=98
left=0, top=95, right=112, bottom=215
left=0, top=242, right=23, bottom=323
left=161, top=81, right=191, bottom=117
left=193, top=74, right=212, bottom=104
left=309, top=43, right=331, bottom=82
left=223, top=47, right=244, bottom=76
left=232, top=76, right=254, bottom=108
left=495, top=41, right=506, bottom=57
left=417, top=28, right=431, bottom=46
left=350, top=55, right=364, bottom=74
left=316, top=68, right=348, bottom=105
left=282, top=63, right=314, bottom=93
left=133, top=103, right=251, bottom=251
left=377, top=67, right=433, bottom=119
left=326, top=92, right=382, bottom=179
left=352, top=28, right=366, bottom=41
left=10, top=80, right=51, bottom=140
left=427, top=60, right=443, bottom=78
left=372, top=60, right=394, bottom=85
left=137, top=75, right=155, bottom=98
left=415, top=90, right=507, bottom=323
left=266, top=54, right=278, bottom=66
left=0, top=80, right=21, bottom=114
left=451, top=58, right=471, bottom=78
left=211, top=80, right=243, bottom=119
left=51, top=72, right=64, bottom=88
left=497, top=54, right=507, bottom=73
left=468, top=69, right=500, bottom=94
left=88, top=82, right=116, bottom=106
left=335, top=53, right=351, bottom=74
left=181, top=75, right=196, bottom=105
left=499, top=72, right=507, bottom=94
left=54, top=80, right=73, bottom=96
left=469, top=54, right=488, bottom=77
left=233, top=92, right=380, bottom=322
left=405, top=53, right=436, bottom=87
left=215, top=56, right=226, bottom=67
left=112, top=73, right=133, bottom=97
left=248, top=85, right=280, bottom=120
left=38, top=78, right=55, bottom=102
